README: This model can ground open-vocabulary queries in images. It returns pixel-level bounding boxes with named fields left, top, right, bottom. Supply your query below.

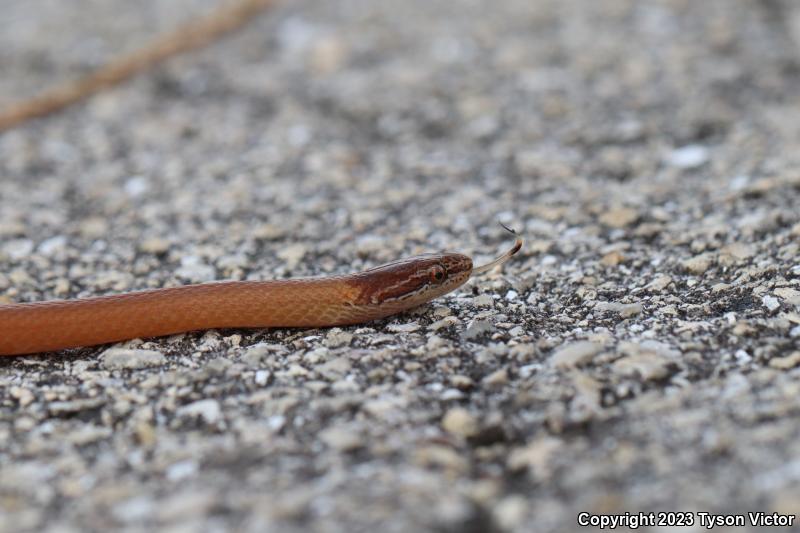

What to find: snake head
left=354, top=252, right=472, bottom=306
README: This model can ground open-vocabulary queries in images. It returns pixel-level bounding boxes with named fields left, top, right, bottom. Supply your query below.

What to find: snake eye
left=429, top=265, right=446, bottom=284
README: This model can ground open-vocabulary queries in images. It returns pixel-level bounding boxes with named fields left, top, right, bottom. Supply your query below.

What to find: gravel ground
left=2, top=0, right=800, bottom=531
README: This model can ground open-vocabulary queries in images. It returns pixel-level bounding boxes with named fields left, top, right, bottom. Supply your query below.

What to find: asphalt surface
left=1, top=0, right=800, bottom=532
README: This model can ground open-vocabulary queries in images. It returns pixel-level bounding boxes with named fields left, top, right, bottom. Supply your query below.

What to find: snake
left=0, top=227, right=522, bottom=356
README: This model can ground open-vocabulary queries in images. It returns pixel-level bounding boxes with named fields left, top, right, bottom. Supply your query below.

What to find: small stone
left=134, top=421, right=156, bottom=446
left=483, top=368, right=509, bottom=388
left=10, top=386, right=35, bottom=407
left=647, top=275, right=673, bottom=292
left=612, top=349, right=672, bottom=381
left=255, top=370, right=271, bottom=386
left=775, top=287, right=800, bottom=306
left=175, top=257, right=215, bottom=282
left=613, top=341, right=679, bottom=381
left=769, top=352, right=800, bottom=370
left=124, top=176, right=149, bottom=197
left=442, top=408, right=479, bottom=437
left=139, top=238, right=171, bottom=255
left=48, top=397, right=106, bottom=417
left=67, top=425, right=112, bottom=445
left=600, top=251, right=625, bottom=266
left=53, top=278, right=70, bottom=296
left=2, top=239, right=34, bottom=260
left=683, top=253, right=714, bottom=275
left=429, top=316, right=460, bottom=331
left=9, top=269, right=35, bottom=286
left=166, top=460, right=198, bottom=482
left=387, top=322, right=421, bottom=333
left=177, top=399, right=222, bottom=424
left=551, top=341, right=604, bottom=369
left=113, top=496, right=154, bottom=523
left=464, top=319, right=495, bottom=340
left=594, top=301, right=643, bottom=318
left=319, top=426, right=363, bottom=451
left=763, top=295, right=780, bottom=312
left=666, top=144, right=709, bottom=169
left=252, top=223, right=285, bottom=240
left=325, top=328, right=353, bottom=348
left=285, top=364, right=309, bottom=377
left=450, top=375, right=474, bottom=389
left=507, top=437, right=562, bottom=477
left=276, top=243, right=306, bottom=270
left=618, top=303, right=643, bottom=318
left=414, top=445, right=469, bottom=472
left=102, top=348, right=166, bottom=370
left=79, top=217, right=108, bottom=238
left=317, top=357, right=351, bottom=379
left=599, top=207, right=639, bottom=228
left=718, top=242, right=755, bottom=265
left=471, top=294, right=495, bottom=307
left=493, top=495, right=527, bottom=531
left=733, top=321, right=756, bottom=336
left=309, top=36, right=347, bottom=74
left=38, top=235, right=67, bottom=256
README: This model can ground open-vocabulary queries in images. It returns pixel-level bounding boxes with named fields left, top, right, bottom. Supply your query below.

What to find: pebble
left=167, top=459, right=199, bottom=481
left=647, top=275, right=673, bottom=292
left=2, top=239, right=34, bottom=260
left=774, top=287, right=800, bottom=306
left=101, top=348, right=166, bottom=370
left=666, top=144, right=709, bottom=169
left=387, top=322, right=421, bottom=333
left=442, top=408, right=479, bottom=437
left=325, top=329, right=354, bottom=348
left=471, top=294, right=495, bottom=308
left=600, top=251, right=625, bottom=266
left=276, top=243, right=307, bottom=270
left=599, top=207, right=639, bottom=228
left=66, top=425, right=112, bottom=445
left=482, top=368, right=509, bottom=388
left=612, top=350, right=672, bottom=381
left=139, top=238, right=171, bottom=255
left=551, top=341, right=604, bottom=368
left=10, top=386, right=35, bottom=407
left=464, top=319, right=496, bottom=340
left=175, top=257, right=216, bottom=282
left=683, top=254, right=714, bottom=275
left=177, top=399, right=222, bottom=424
left=255, top=370, right=271, bottom=386
left=317, top=357, right=351, bottom=379
left=594, top=301, right=643, bottom=318
left=319, top=426, right=363, bottom=451
left=768, top=352, right=800, bottom=370
left=493, top=495, right=528, bottom=531
left=763, top=295, right=781, bottom=312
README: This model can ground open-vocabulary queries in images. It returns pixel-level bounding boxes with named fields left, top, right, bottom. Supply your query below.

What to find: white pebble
left=3, top=239, right=34, bottom=260
left=763, top=295, right=780, bottom=312
left=177, top=399, right=221, bottom=424
left=666, top=145, right=709, bottom=169
left=124, top=176, right=149, bottom=197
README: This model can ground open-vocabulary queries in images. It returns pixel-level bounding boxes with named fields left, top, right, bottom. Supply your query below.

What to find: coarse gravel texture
left=2, top=0, right=800, bottom=532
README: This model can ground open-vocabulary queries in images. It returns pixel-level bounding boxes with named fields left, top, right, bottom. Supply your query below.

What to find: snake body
left=0, top=232, right=521, bottom=356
